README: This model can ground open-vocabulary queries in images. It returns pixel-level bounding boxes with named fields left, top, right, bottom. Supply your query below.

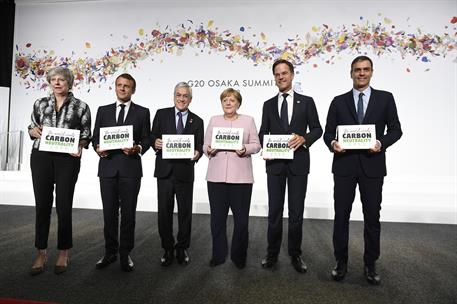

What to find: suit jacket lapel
left=183, top=111, right=194, bottom=134
left=289, top=92, right=299, bottom=128
left=271, top=95, right=284, bottom=131
left=169, top=107, right=177, bottom=134
left=109, top=103, right=117, bottom=125
left=344, top=91, right=358, bottom=123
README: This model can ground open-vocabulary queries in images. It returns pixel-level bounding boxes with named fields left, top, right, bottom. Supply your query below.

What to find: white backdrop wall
left=1, top=0, right=456, bottom=224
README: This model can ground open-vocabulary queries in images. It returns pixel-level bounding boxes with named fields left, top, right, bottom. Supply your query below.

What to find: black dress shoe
left=233, top=260, right=246, bottom=269
left=331, top=261, right=348, bottom=281
left=176, top=249, right=190, bottom=265
left=161, top=250, right=174, bottom=267
left=120, top=255, right=134, bottom=272
left=209, top=258, right=225, bottom=267
left=95, top=254, right=117, bottom=269
left=261, top=255, right=278, bottom=268
left=364, top=265, right=381, bottom=285
left=290, top=256, right=307, bottom=273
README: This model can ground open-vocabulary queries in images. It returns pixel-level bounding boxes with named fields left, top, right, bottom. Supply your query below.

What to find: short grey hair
left=174, top=81, right=192, bottom=99
left=46, top=66, right=74, bottom=89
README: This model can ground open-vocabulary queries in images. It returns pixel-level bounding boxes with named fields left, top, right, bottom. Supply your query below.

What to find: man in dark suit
left=151, top=82, right=204, bottom=266
left=323, top=56, right=402, bottom=285
left=259, top=59, right=322, bottom=273
left=92, top=73, right=151, bottom=272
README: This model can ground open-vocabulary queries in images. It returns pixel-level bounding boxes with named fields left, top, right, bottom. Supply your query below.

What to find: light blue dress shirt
left=352, top=86, right=371, bottom=116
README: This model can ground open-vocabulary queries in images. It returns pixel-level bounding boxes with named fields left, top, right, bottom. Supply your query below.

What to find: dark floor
left=0, top=205, right=456, bottom=304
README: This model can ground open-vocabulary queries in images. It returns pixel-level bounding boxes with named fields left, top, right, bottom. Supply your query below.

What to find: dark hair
left=116, top=73, right=136, bottom=91
left=272, top=59, right=294, bottom=74
left=351, top=56, right=373, bottom=72
left=220, top=88, right=242, bottom=107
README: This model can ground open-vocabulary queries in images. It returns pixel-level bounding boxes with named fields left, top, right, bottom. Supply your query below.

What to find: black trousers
left=266, top=168, right=308, bottom=257
left=207, top=182, right=252, bottom=264
left=333, top=159, right=384, bottom=266
left=157, top=176, right=194, bottom=250
left=99, top=176, right=141, bottom=256
left=30, top=150, right=80, bottom=250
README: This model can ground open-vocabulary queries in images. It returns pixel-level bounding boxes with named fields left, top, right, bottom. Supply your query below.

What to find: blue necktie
left=177, top=112, right=184, bottom=134
left=117, top=104, right=125, bottom=126
left=357, top=92, right=364, bottom=124
left=280, top=93, right=289, bottom=130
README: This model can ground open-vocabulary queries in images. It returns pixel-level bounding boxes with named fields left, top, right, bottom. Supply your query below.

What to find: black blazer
left=259, top=92, right=322, bottom=175
left=92, top=102, right=152, bottom=178
left=323, top=88, right=402, bottom=177
left=151, top=107, right=204, bottom=182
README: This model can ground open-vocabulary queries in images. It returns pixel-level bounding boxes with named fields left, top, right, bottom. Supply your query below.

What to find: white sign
left=99, top=125, right=133, bottom=150
left=262, top=134, right=294, bottom=159
left=211, top=127, right=243, bottom=150
left=39, top=126, right=80, bottom=154
left=162, top=134, right=194, bottom=159
left=337, top=124, right=376, bottom=149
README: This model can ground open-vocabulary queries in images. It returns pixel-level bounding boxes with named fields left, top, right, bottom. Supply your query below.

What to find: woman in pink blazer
left=203, top=88, right=261, bottom=269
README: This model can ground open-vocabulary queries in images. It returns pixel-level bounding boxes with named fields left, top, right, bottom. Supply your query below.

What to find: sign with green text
left=262, top=134, right=294, bottom=159
left=99, top=125, right=133, bottom=150
left=162, top=134, right=194, bottom=159
left=337, top=124, right=376, bottom=149
left=39, top=126, right=80, bottom=154
left=211, top=127, right=243, bottom=150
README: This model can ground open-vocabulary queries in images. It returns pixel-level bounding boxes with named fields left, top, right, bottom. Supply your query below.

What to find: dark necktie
left=280, top=93, right=289, bottom=130
left=117, top=104, right=125, bottom=126
left=357, top=92, right=364, bottom=124
left=177, top=112, right=184, bottom=134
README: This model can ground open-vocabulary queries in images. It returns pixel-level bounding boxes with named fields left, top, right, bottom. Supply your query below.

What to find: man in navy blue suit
left=92, top=73, right=152, bottom=272
left=259, top=59, right=322, bottom=273
left=151, top=82, right=204, bottom=267
left=324, top=56, right=402, bottom=285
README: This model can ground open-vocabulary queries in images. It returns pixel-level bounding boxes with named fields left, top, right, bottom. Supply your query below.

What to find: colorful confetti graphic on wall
left=14, top=17, right=457, bottom=90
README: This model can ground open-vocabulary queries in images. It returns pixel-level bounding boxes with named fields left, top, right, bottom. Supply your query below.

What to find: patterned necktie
left=280, top=93, right=289, bottom=130
left=177, top=112, right=184, bottom=134
left=117, top=104, right=125, bottom=126
left=357, top=92, right=364, bottom=124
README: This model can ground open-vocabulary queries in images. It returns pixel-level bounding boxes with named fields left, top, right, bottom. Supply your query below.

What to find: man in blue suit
left=151, top=82, right=204, bottom=267
left=323, top=56, right=402, bottom=285
left=92, top=73, right=152, bottom=272
left=259, top=59, right=322, bottom=273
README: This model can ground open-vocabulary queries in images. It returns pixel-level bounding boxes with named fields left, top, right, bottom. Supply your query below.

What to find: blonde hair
left=220, top=88, right=242, bottom=106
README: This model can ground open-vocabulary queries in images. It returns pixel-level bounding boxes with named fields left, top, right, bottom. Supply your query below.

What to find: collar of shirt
left=50, top=92, right=72, bottom=107
left=175, top=107, right=189, bottom=128
left=116, top=100, right=131, bottom=121
left=277, top=89, right=294, bottom=124
left=352, top=86, right=371, bottom=115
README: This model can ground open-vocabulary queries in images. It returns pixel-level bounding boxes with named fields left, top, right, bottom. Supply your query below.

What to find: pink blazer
left=203, top=114, right=261, bottom=183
